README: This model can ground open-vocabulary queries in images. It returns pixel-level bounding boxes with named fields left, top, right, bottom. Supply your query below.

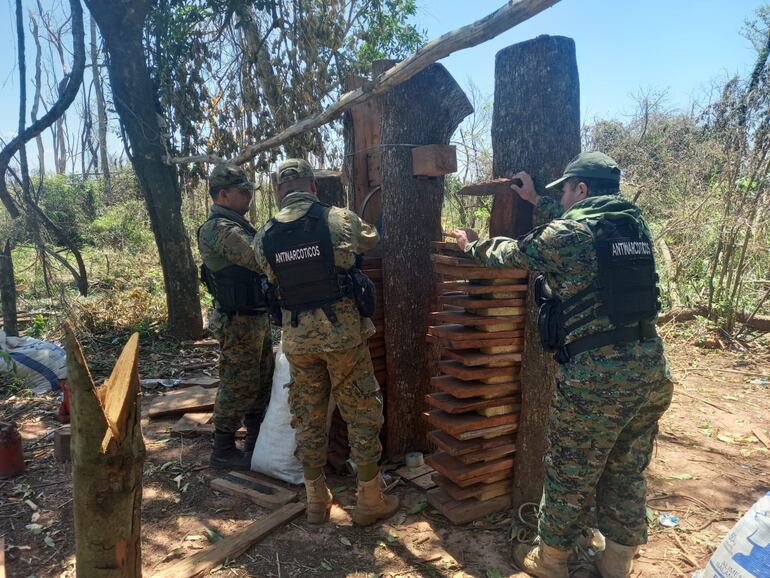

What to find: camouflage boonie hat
left=210, top=164, right=255, bottom=191
left=546, top=151, right=621, bottom=190
left=277, top=158, right=314, bottom=186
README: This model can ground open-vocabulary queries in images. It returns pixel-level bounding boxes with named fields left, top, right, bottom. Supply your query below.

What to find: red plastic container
left=0, top=421, right=25, bottom=478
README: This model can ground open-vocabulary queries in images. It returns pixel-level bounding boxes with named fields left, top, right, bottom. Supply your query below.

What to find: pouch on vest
left=535, top=274, right=565, bottom=352
left=349, top=268, right=376, bottom=318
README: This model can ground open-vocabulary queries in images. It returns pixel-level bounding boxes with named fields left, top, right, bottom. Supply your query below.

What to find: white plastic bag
left=694, top=491, right=770, bottom=578
left=0, top=329, right=67, bottom=394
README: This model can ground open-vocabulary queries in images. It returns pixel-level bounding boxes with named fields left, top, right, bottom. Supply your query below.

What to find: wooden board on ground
left=426, top=451, right=514, bottom=486
left=432, top=375, right=520, bottom=399
left=428, top=324, right=524, bottom=341
left=426, top=392, right=521, bottom=414
left=171, top=412, right=213, bottom=434
left=432, top=311, right=525, bottom=328
left=438, top=295, right=525, bottom=308
left=148, top=386, right=217, bottom=419
left=410, top=472, right=438, bottom=490
left=433, top=473, right=512, bottom=501
left=438, top=281, right=528, bottom=295
left=210, top=471, right=297, bottom=509
left=427, top=487, right=511, bottom=525
left=423, top=409, right=518, bottom=438
left=439, top=360, right=519, bottom=382
left=151, top=502, right=305, bottom=578
left=395, top=463, right=434, bottom=481
left=442, top=349, right=522, bottom=367
left=433, top=263, right=528, bottom=280
left=428, top=429, right=514, bottom=458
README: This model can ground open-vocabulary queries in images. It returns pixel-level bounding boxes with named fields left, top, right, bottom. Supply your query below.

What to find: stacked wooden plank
left=423, top=241, right=527, bottom=524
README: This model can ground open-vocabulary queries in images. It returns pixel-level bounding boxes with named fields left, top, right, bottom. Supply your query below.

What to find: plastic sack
left=0, top=330, right=66, bottom=394
left=694, top=491, right=770, bottom=578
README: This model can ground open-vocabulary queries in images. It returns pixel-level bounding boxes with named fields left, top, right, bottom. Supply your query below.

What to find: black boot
left=243, top=413, right=262, bottom=456
left=210, top=430, right=251, bottom=470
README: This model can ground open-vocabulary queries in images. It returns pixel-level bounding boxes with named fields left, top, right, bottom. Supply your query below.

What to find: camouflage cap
left=545, top=151, right=621, bottom=190
left=277, top=158, right=314, bottom=186
left=209, top=164, right=255, bottom=192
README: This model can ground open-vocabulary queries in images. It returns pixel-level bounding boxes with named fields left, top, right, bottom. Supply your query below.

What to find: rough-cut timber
left=65, top=328, right=144, bottom=577
left=492, top=36, right=580, bottom=511
left=380, top=64, right=472, bottom=457
left=412, top=144, right=458, bottom=176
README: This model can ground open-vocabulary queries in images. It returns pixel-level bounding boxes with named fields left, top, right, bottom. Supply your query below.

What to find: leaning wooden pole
left=491, top=36, right=580, bottom=510
left=65, top=327, right=144, bottom=577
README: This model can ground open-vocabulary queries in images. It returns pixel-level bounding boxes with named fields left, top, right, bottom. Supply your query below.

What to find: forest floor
left=1, top=321, right=769, bottom=578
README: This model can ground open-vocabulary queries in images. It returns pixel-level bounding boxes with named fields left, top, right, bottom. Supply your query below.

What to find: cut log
left=147, top=386, right=217, bottom=419
left=426, top=392, right=521, bottom=414
left=210, top=472, right=297, bottom=509
left=412, top=144, right=457, bottom=176
left=54, top=426, right=71, bottom=462
left=151, top=502, right=305, bottom=578
left=431, top=375, right=520, bottom=399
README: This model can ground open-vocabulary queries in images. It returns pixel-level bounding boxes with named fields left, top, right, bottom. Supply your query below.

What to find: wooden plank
left=410, top=472, right=438, bottom=490
left=456, top=177, right=515, bottom=197
left=428, top=429, right=514, bottom=458
left=427, top=487, right=511, bottom=525
left=423, top=409, right=518, bottom=438
left=438, top=281, right=528, bottom=294
left=210, top=473, right=297, bottom=509
left=428, top=334, right=523, bottom=350
left=455, top=443, right=517, bottom=465
left=432, top=311, right=525, bottom=328
left=171, top=412, right=213, bottom=434
left=148, top=386, right=217, bottom=419
left=151, top=502, right=305, bottom=578
left=180, top=376, right=220, bottom=388
left=426, top=392, right=521, bottom=414
left=456, top=423, right=518, bottom=440
left=432, top=375, right=520, bottom=399
left=433, top=473, right=512, bottom=501
left=431, top=253, right=478, bottom=267
left=396, top=463, right=434, bottom=481
left=442, top=349, right=522, bottom=367
left=439, top=360, right=519, bottom=381
left=428, top=324, right=524, bottom=340
left=430, top=241, right=464, bottom=253
left=433, top=263, right=528, bottom=280
left=438, top=295, right=526, bottom=308
left=426, top=451, right=514, bottom=486
left=412, top=144, right=457, bottom=176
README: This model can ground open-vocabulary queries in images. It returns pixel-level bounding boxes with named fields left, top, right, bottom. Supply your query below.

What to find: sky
left=0, top=0, right=766, bottom=170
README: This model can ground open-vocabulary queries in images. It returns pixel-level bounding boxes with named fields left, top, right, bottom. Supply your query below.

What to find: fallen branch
left=676, top=389, right=735, bottom=415
left=165, top=0, right=561, bottom=165
left=672, top=532, right=699, bottom=568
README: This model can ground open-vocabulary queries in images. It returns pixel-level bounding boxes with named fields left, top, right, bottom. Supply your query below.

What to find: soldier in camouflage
left=451, top=152, right=673, bottom=578
left=198, top=164, right=274, bottom=471
left=253, top=158, right=399, bottom=526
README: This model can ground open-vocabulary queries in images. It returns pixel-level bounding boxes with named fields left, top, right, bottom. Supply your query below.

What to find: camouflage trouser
left=209, top=309, right=274, bottom=433
left=539, top=338, right=674, bottom=548
left=285, top=341, right=383, bottom=469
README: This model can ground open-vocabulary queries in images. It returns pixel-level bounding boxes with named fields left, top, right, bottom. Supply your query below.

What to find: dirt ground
left=1, top=325, right=769, bottom=578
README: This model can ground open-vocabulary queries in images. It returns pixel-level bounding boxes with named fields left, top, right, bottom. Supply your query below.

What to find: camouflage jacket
left=466, top=194, right=655, bottom=344
left=253, top=192, right=379, bottom=354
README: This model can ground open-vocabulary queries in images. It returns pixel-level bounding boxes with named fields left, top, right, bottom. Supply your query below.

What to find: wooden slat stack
left=423, top=241, right=528, bottom=524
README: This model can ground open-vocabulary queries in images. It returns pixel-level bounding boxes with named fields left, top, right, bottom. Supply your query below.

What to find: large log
left=0, top=242, right=17, bottom=336
left=65, top=328, right=145, bottom=577
left=380, top=64, right=472, bottom=457
left=492, top=36, right=580, bottom=510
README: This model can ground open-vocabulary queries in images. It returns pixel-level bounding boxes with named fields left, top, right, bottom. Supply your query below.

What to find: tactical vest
left=537, top=216, right=660, bottom=363
left=197, top=214, right=267, bottom=315
left=262, top=202, right=353, bottom=326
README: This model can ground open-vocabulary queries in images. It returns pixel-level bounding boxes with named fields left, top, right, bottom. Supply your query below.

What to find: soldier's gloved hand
left=448, top=228, right=479, bottom=251
left=511, top=171, right=540, bottom=206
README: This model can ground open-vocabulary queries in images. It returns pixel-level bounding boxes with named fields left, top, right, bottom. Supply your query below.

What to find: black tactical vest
left=197, top=215, right=267, bottom=315
left=537, top=216, right=660, bottom=363
left=262, top=202, right=351, bottom=325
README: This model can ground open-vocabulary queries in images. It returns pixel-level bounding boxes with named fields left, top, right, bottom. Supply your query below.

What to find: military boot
left=351, top=473, right=400, bottom=526
left=242, top=413, right=262, bottom=456
left=595, top=539, right=639, bottom=578
left=304, top=474, right=333, bottom=524
left=210, top=430, right=251, bottom=470
left=512, top=541, right=570, bottom=578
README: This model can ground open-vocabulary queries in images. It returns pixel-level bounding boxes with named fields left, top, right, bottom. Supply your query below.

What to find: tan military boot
left=595, top=539, right=639, bottom=578
left=303, top=474, right=332, bottom=524
left=511, top=541, right=570, bottom=578
left=351, top=473, right=400, bottom=526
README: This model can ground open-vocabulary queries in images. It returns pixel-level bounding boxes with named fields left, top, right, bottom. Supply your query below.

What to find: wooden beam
left=166, top=0, right=562, bottom=165
left=151, top=503, right=305, bottom=578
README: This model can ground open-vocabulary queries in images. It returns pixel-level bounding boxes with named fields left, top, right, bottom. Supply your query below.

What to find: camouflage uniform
left=467, top=193, right=673, bottom=549
left=253, top=191, right=383, bottom=469
left=199, top=203, right=274, bottom=434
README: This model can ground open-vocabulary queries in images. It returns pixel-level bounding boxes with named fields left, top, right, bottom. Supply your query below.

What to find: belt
left=555, top=321, right=657, bottom=364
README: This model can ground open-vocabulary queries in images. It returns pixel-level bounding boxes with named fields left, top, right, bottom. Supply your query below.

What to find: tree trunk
left=380, top=63, right=472, bottom=458
left=29, top=14, right=46, bottom=177
left=85, top=0, right=203, bottom=338
left=65, top=327, right=144, bottom=578
left=492, top=36, right=580, bottom=510
left=90, top=15, right=111, bottom=198
left=0, top=242, right=18, bottom=337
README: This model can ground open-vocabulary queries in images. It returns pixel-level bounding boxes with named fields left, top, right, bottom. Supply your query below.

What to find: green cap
left=277, top=158, right=314, bottom=186
left=545, top=151, right=621, bottom=190
left=209, top=164, right=255, bottom=191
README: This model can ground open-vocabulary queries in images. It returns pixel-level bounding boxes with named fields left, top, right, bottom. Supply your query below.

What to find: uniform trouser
left=538, top=339, right=674, bottom=549
left=285, top=341, right=384, bottom=470
left=210, top=310, right=274, bottom=434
